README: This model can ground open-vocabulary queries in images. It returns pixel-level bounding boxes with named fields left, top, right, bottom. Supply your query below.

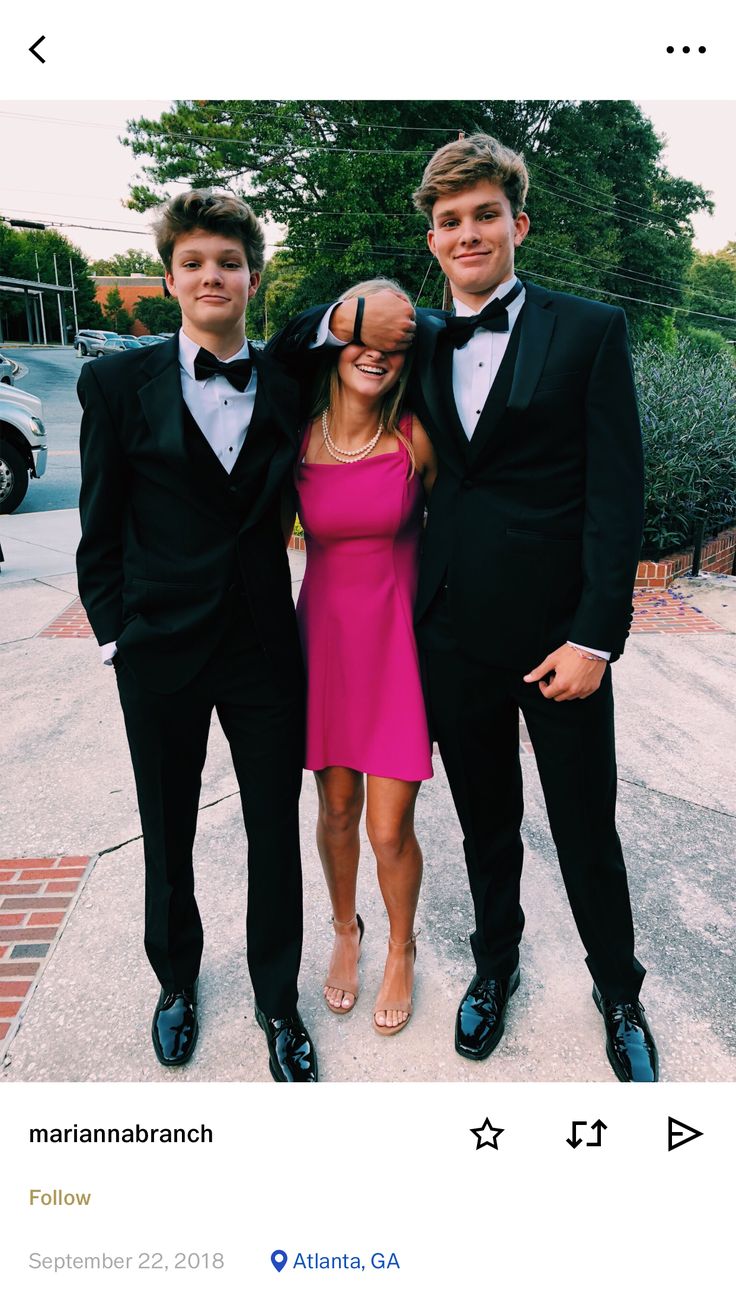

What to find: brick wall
left=636, top=526, right=736, bottom=587
left=291, top=527, right=735, bottom=583
left=93, top=276, right=166, bottom=335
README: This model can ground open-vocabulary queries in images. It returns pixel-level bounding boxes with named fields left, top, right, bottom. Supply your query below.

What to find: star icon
left=470, top=1118, right=504, bottom=1150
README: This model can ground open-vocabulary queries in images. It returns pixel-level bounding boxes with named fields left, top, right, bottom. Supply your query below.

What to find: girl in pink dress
left=295, top=279, right=437, bottom=1035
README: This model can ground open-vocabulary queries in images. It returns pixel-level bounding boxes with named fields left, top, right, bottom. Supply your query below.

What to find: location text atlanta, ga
left=29, top=1124, right=213, bottom=1144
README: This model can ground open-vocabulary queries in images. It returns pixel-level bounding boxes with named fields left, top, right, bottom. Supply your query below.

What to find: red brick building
left=93, top=275, right=166, bottom=335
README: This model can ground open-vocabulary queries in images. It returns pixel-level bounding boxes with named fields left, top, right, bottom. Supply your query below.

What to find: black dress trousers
left=420, top=596, right=645, bottom=1002
left=114, top=598, right=305, bottom=1016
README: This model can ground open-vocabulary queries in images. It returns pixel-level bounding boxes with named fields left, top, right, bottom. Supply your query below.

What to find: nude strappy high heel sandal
left=373, top=933, right=417, bottom=1036
left=324, top=913, right=365, bottom=1014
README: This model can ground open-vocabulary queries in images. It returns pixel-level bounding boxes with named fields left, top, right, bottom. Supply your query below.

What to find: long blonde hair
left=310, top=278, right=416, bottom=474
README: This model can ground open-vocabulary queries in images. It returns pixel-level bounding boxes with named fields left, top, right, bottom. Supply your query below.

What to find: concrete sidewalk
left=1, top=512, right=734, bottom=1082
left=0, top=508, right=80, bottom=585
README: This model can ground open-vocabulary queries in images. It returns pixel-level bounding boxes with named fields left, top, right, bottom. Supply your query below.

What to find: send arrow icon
left=668, top=1116, right=703, bottom=1152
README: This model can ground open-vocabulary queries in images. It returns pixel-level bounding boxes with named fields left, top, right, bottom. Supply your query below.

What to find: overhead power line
left=258, top=207, right=733, bottom=303
left=514, top=265, right=736, bottom=323
left=0, top=106, right=466, bottom=136
left=275, top=243, right=736, bottom=323
left=6, top=201, right=719, bottom=305
left=529, top=158, right=696, bottom=225
left=0, top=108, right=708, bottom=239
left=5, top=208, right=733, bottom=321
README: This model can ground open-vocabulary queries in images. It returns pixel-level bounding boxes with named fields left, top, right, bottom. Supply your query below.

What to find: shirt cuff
left=99, top=640, right=118, bottom=666
left=567, top=641, right=610, bottom=661
left=310, top=302, right=350, bottom=348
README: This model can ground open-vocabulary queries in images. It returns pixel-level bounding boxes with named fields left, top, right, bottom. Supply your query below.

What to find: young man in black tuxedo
left=76, top=192, right=317, bottom=1081
left=285, top=134, right=658, bottom=1081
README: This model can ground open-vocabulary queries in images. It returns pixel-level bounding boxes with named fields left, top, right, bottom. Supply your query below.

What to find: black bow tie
left=443, top=280, right=523, bottom=349
left=193, top=347, right=253, bottom=391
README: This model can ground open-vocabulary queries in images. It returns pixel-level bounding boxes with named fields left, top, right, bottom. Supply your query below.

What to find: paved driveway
left=4, top=347, right=85, bottom=515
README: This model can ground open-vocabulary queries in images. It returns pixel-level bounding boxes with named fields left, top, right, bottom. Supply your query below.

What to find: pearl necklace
left=321, top=408, right=383, bottom=463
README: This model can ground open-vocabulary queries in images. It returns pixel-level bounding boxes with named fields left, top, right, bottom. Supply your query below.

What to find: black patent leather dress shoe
left=151, top=982, right=199, bottom=1067
left=455, top=966, right=520, bottom=1060
left=593, top=985, right=659, bottom=1082
left=255, top=1007, right=318, bottom=1082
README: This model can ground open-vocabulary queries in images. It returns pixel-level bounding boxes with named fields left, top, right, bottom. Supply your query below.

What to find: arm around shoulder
left=410, top=416, right=437, bottom=495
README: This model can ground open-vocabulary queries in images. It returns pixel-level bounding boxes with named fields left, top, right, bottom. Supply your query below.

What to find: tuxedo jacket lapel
left=236, top=349, right=300, bottom=531
left=138, top=336, right=242, bottom=517
left=461, top=282, right=556, bottom=466
left=507, top=282, right=556, bottom=412
left=414, top=312, right=468, bottom=476
left=414, top=282, right=558, bottom=469
left=138, top=335, right=187, bottom=464
left=230, top=349, right=297, bottom=481
left=435, top=338, right=473, bottom=463
left=137, top=341, right=298, bottom=520
left=466, top=313, right=524, bottom=467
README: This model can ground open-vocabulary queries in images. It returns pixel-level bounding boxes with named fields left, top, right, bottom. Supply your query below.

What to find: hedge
left=632, top=338, right=736, bottom=558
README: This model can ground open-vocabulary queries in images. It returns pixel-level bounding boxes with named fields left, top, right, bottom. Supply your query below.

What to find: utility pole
left=52, top=252, right=65, bottom=344
left=69, top=258, right=79, bottom=334
left=34, top=250, right=48, bottom=345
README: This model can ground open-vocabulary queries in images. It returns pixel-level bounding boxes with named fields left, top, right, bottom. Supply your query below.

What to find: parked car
left=137, top=335, right=166, bottom=347
left=0, top=386, right=48, bottom=513
left=1, top=353, right=17, bottom=384
left=117, top=335, right=145, bottom=349
left=74, top=329, right=125, bottom=358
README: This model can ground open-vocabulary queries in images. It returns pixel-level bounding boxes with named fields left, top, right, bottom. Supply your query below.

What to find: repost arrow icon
left=587, top=1118, right=608, bottom=1146
left=566, top=1121, right=586, bottom=1149
left=29, top=36, right=46, bottom=63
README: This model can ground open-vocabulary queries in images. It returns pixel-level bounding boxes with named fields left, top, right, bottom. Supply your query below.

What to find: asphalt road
left=4, top=346, right=85, bottom=515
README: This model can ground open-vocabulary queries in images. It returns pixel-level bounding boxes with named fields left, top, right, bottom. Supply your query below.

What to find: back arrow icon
left=668, top=1116, right=703, bottom=1152
left=29, top=36, right=46, bottom=63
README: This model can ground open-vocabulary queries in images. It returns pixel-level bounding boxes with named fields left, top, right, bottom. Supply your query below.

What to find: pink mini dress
left=295, top=413, right=433, bottom=782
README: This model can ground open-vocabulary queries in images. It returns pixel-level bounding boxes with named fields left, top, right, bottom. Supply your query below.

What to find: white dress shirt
left=450, top=276, right=525, bottom=438
left=178, top=328, right=256, bottom=474
left=98, top=329, right=257, bottom=665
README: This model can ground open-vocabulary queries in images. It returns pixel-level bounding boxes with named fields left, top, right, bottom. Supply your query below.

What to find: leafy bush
left=633, top=338, right=736, bottom=558
left=133, top=295, right=182, bottom=335
left=682, top=327, right=732, bottom=357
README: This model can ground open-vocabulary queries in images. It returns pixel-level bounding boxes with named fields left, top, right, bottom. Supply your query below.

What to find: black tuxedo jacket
left=277, top=281, right=644, bottom=667
left=76, top=334, right=303, bottom=693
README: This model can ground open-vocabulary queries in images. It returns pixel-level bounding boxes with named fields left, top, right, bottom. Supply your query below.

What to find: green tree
left=122, top=100, right=712, bottom=338
left=519, top=100, right=711, bottom=340
left=0, top=223, right=103, bottom=338
left=132, top=294, right=182, bottom=334
left=93, top=248, right=164, bottom=275
left=102, top=287, right=134, bottom=334
left=684, top=246, right=736, bottom=339
left=246, top=251, right=306, bottom=339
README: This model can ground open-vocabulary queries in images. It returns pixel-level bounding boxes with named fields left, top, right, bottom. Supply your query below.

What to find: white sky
left=0, top=101, right=733, bottom=266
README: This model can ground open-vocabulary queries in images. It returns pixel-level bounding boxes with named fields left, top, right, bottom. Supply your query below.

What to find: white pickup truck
left=0, top=386, right=48, bottom=512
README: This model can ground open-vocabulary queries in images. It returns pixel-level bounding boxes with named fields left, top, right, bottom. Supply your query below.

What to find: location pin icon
left=271, top=1249, right=288, bottom=1272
